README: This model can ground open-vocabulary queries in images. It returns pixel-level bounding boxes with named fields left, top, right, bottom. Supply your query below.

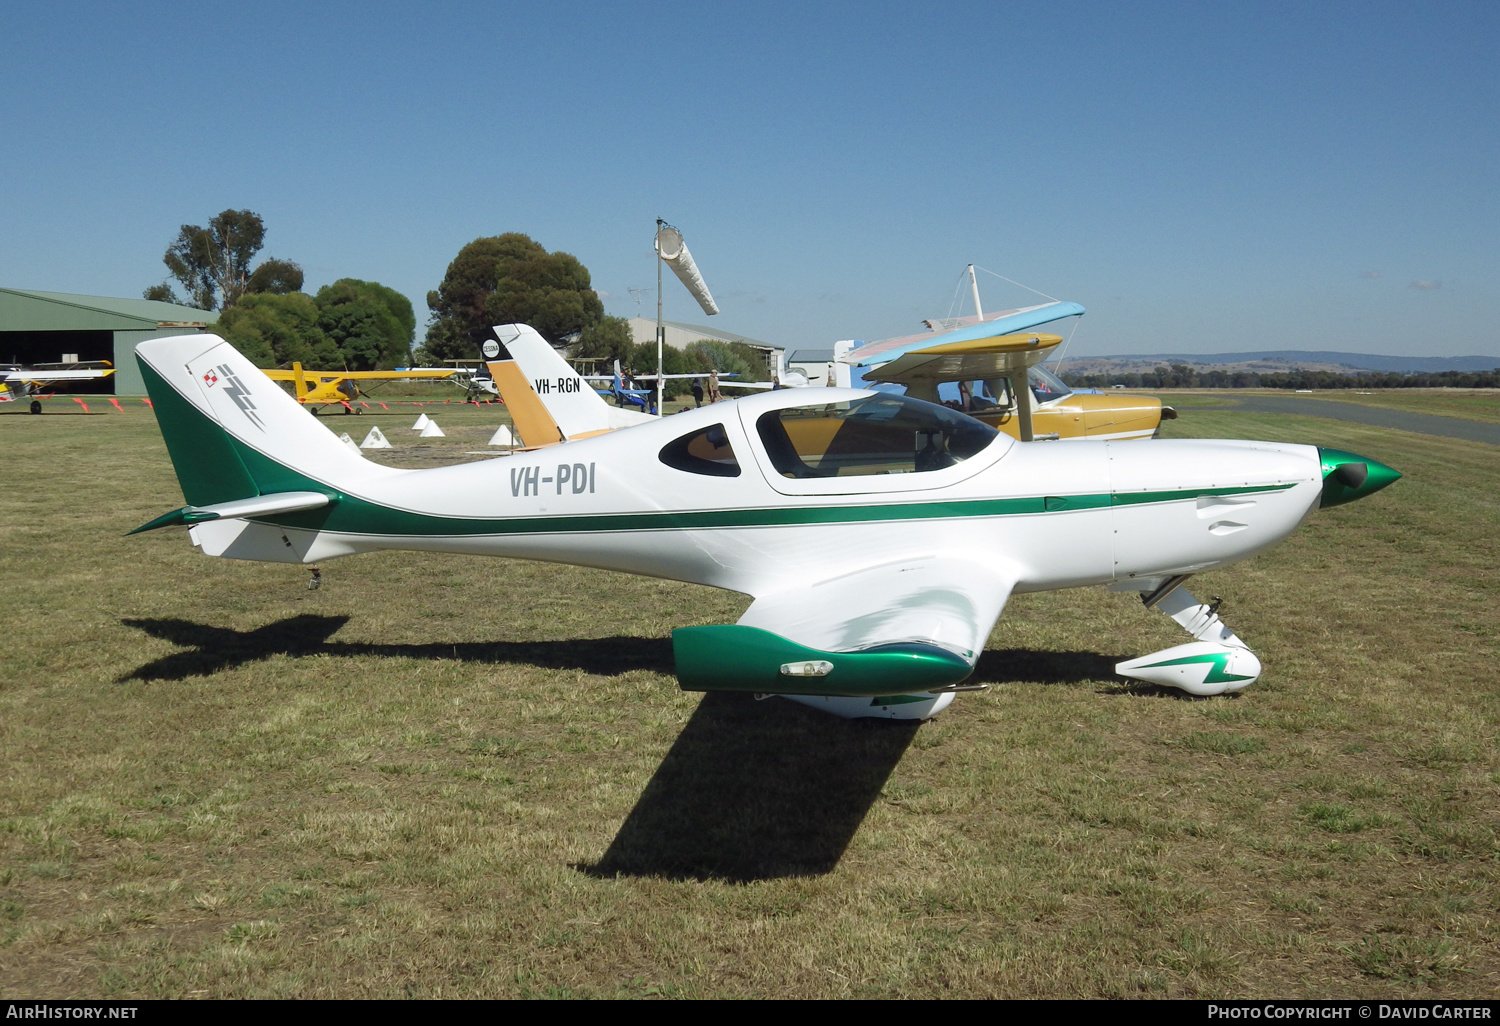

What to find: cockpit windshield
left=756, top=393, right=998, bottom=479
left=1028, top=365, right=1073, bottom=404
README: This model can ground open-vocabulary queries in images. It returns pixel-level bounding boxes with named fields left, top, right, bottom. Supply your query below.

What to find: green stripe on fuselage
left=258, top=479, right=1293, bottom=539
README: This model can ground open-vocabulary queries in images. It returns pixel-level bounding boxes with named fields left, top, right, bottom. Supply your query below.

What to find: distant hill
left=1067, top=351, right=1500, bottom=373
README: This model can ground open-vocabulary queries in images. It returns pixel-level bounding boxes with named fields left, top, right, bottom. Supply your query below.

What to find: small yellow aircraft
left=261, top=363, right=459, bottom=413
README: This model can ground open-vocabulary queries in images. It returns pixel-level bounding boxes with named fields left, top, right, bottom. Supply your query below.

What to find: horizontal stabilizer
left=129, top=491, right=332, bottom=534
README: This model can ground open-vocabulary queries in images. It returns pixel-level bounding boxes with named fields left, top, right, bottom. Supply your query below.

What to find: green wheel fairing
left=672, top=625, right=975, bottom=697
left=1128, top=650, right=1256, bottom=685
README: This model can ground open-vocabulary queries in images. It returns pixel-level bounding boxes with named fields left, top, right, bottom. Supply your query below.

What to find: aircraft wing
left=735, top=553, right=1017, bottom=664
left=2, top=367, right=115, bottom=385
left=261, top=369, right=456, bottom=382
left=861, top=332, right=1064, bottom=387
left=342, top=369, right=456, bottom=380
left=845, top=300, right=1085, bottom=370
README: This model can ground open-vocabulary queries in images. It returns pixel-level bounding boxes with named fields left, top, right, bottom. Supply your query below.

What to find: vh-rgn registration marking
left=511, top=462, right=598, bottom=497
left=532, top=377, right=584, bottom=395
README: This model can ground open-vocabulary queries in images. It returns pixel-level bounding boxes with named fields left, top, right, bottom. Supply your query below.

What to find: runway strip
left=1215, top=395, right=1500, bottom=445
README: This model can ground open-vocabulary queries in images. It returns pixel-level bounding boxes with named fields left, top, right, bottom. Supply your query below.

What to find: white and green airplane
left=131, top=331, right=1399, bottom=719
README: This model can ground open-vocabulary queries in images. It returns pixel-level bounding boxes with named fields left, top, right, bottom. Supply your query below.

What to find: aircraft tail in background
left=483, top=325, right=653, bottom=445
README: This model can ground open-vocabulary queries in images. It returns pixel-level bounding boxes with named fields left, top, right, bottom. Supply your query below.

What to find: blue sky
left=2, top=1, right=1495, bottom=357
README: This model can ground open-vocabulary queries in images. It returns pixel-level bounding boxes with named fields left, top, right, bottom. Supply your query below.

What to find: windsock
left=655, top=224, right=719, bottom=316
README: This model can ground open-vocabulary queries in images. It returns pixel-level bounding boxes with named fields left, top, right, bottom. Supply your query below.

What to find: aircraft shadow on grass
left=117, top=615, right=677, bottom=682
left=117, top=615, right=1155, bottom=881
left=120, top=614, right=1132, bottom=689
left=579, top=691, right=918, bottom=883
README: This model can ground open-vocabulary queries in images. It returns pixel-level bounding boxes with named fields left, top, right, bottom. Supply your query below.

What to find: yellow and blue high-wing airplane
left=845, top=302, right=1174, bottom=441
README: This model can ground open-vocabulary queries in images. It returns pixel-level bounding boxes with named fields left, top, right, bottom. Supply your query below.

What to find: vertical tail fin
left=136, top=334, right=381, bottom=508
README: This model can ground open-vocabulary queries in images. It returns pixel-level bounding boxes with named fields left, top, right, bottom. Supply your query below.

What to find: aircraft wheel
left=29, top=400, right=41, bottom=415
left=355, top=408, right=363, bottom=414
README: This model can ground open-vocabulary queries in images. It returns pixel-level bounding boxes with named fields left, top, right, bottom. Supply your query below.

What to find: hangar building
left=0, top=288, right=219, bottom=395
left=626, top=316, right=785, bottom=375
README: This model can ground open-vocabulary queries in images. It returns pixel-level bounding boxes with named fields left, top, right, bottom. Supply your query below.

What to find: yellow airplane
left=261, top=363, right=459, bottom=412
left=847, top=321, right=1174, bottom=442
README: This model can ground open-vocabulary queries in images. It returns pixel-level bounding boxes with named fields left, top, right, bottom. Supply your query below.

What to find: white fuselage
left=191, top=388, right=1325, bottom=604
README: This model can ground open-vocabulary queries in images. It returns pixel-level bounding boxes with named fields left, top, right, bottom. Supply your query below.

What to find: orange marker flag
left=72, top=397, right=90, bottom=413
left=108, top=398, right=124, bottom=412
left=141, top=398, right=153, bottom=408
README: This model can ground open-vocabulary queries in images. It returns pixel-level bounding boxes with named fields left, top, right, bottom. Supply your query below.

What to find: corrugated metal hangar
left=0, top=288, right=219, bottom=395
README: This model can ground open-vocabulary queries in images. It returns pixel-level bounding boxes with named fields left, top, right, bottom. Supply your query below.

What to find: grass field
left=1, top=393, right=1496, bottom=998
left=1156, top=389, right=1500, bottom=424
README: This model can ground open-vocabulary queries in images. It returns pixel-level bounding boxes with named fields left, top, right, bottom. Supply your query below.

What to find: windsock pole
left=656, top=218, right=665, bottom=417
left=653, top=219, right=719, bottom=418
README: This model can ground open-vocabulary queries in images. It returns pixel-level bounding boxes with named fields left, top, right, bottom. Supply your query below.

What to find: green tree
left=143, top=209, right=302, bottom=311
left=246, top=259, right=305, bottom=296
left=314, top=279, right=416, bottom=370
left=684, top=339, right=768, bottom=382
left=424, top=233, right=605, bottom=361
left=572, top=314, right=635, bottom=365
left=216, top=293, right=340, bottom=369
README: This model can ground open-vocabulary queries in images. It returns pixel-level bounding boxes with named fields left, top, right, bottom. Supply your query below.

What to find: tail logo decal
left=202, top=370, right=219, bottom=387
left=215, top=364, right=265, bottom=431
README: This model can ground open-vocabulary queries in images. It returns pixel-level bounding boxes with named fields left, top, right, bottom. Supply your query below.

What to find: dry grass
left=0, top=397, right=1496, bottom=998
left=1159, top=388, right=1500, bottom=424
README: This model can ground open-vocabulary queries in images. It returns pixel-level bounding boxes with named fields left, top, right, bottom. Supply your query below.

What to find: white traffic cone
left=419, top=419, right=445, bottom=437
left=412, top=413, right=430, bottom=431
left=488, top=424, right=514, bottom=446
left=360, top=426, right=393, bottom=449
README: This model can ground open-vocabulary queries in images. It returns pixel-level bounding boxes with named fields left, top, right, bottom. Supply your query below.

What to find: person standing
left=691, top=377, right=704, bottom=407
left=707, top=370, right=720, bottom=403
